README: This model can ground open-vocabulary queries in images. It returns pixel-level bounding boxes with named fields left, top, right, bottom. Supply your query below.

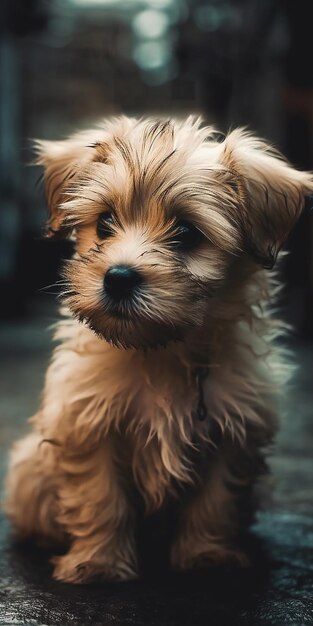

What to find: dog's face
left=37, top=117, right=312, bottom=348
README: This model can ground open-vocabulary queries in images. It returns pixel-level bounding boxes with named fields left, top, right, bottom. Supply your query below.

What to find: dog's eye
left=172, top=220, right=204, bottom=250
left=97, top=212, right=114, bottom=239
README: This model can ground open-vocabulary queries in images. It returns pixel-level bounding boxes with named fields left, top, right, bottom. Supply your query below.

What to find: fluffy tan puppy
left=4, top=116, right=313, bottom=583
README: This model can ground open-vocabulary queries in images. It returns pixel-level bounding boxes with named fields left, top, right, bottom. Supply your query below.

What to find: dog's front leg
left=171, top=449, right=249, bottom=570
left=52, top=437, right=137, bottom=584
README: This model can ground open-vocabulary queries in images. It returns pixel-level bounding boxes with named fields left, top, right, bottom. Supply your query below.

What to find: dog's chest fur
left=42, top=315, right=213, bottom=509
left=122, top=350, right=212, bottom=510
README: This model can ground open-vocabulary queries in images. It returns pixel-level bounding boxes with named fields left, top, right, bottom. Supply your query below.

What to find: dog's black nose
left=104, top=265, right=143, bottom=300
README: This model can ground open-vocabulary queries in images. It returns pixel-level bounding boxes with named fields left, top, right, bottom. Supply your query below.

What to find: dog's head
left=36, top=116, right=312, bottom=348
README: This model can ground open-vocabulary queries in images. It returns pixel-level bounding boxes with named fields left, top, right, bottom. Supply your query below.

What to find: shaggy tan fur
left=4, top=116, right=313, bottom=583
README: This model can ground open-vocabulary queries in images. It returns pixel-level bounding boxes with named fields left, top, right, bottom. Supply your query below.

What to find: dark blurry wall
left=0, top=0, right=312, bottom=334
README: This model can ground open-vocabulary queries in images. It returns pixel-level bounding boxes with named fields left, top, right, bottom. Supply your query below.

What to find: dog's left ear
left=219, top=129, right=313, bottom=268
left=35, top=132, right=100, bottom=238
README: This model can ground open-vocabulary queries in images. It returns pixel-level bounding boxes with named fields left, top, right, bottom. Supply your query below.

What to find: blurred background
left=0, top=4, right=313, bottom=623
left=0, top=0, right=312, bottom=335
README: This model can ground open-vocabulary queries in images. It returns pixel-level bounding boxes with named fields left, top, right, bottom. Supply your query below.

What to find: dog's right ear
left=35, top=132, right=101, bottom=238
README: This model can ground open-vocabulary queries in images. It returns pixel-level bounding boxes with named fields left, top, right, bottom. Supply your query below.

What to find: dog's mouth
left=82, top=304, right=185, bottom=349
left=102, top=287, right=181, bottom=324
left=102, top=294, right=144, bottom=321
left=107, top=323, right=184, bottom=350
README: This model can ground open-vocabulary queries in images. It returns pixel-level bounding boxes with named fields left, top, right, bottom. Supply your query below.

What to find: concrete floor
left=0, top=309, right=313, bottom=626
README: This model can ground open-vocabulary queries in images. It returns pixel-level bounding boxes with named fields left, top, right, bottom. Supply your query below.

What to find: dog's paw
left=171, top=543, right=250, bottom=571
left=51, top=554, right=138, bottom=584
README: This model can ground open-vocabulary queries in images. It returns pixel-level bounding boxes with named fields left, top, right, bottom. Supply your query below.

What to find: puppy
left=4, top=116, right=313, bottom=583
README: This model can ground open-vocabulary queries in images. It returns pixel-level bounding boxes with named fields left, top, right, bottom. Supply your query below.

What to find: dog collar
left=194, top=365, right=209, bottom=421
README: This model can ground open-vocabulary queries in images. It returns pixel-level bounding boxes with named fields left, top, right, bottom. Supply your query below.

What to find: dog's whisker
left=39, top=281, right=68, bottom=293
